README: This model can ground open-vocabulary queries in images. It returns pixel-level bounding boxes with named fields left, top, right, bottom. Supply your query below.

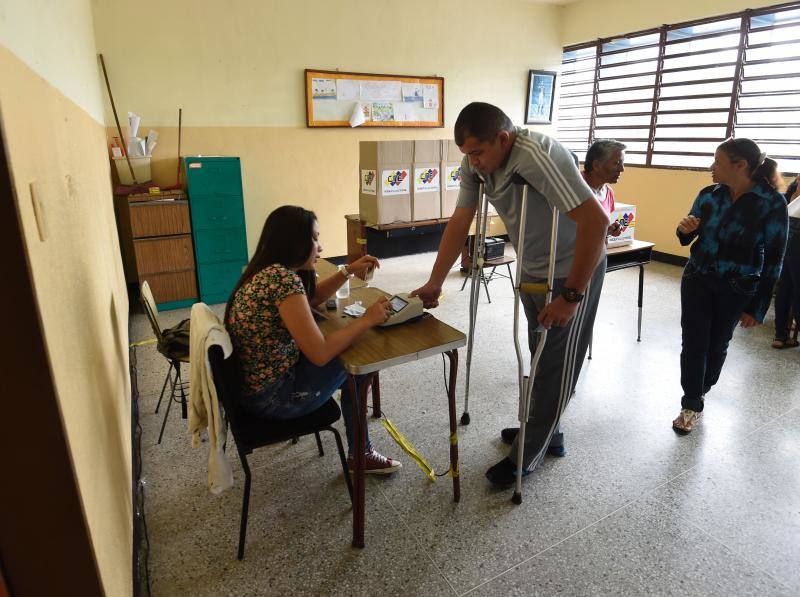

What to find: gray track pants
left=509, top=263, right=605, bottom=470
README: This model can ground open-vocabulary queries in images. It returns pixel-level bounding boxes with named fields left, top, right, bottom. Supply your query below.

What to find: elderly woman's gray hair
left=585, top=139, right=626, bottom=172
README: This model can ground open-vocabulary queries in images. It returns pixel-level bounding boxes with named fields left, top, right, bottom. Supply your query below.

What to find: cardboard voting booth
left=608, top=202, right=636, bottom=247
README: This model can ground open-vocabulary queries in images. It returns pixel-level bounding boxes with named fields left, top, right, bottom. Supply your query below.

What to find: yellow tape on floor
left=380, top=417, right=436, bottom=482
left=129, top=338, right=157, bottom=347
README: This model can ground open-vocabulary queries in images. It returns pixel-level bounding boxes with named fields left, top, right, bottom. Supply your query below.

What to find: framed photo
left=525, top=69, right=556, bottom=125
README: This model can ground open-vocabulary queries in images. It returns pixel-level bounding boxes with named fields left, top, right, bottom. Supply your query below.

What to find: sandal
left=771, top=338, right=800, bottom=349
left=673, top=409, right=702, bottom=434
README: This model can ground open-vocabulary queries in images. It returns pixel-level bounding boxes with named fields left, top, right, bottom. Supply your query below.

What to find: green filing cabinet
left=183, top=157, right=248, bottom=305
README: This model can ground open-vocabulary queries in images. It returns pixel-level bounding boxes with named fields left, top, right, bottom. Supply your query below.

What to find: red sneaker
left=348, top=447, right=402, bottom=475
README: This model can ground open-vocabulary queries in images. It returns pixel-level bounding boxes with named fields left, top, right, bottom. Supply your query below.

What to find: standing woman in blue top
left=673, top=138, right=788, bottom=434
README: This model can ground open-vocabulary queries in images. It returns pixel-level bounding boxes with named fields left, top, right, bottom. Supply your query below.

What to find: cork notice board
left=305, top=69, right=444, bottom=128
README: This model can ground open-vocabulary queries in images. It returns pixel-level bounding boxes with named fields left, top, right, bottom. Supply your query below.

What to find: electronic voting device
left=379, top=293, right=424, bottom=327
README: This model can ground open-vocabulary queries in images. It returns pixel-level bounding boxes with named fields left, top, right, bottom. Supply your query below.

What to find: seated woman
left=773, top=174, right=800, bottom=349
left=225, top=205, right=401, bottom=474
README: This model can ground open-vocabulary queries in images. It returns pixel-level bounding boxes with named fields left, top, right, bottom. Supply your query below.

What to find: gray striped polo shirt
left=457, top=127, right=600, bottom=280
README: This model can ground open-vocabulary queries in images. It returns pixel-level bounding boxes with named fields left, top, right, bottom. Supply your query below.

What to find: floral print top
left=227, top=264, right=306, bottom=395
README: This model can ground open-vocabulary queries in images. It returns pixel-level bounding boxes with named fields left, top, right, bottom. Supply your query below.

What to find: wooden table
left=315, top=261, right=466, bottom=548
left=605, top=240, right=655, bottom=342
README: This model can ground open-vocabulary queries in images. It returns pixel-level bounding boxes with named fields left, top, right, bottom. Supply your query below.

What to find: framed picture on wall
left=525, top=70, right=556, bottom=125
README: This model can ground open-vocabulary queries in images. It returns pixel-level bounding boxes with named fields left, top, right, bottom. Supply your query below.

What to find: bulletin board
left=305, top=69, right=444, bottom=128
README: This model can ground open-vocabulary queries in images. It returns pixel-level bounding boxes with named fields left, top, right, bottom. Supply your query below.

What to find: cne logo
left=386, top=170, right=408, bottom=186
left=616, top=212, right=635, bottom=232
left=418, top=168, right=438, bottom=185
left=448, top=166, right=462, bottom=183
left=363, top=171, right=375, bottom=186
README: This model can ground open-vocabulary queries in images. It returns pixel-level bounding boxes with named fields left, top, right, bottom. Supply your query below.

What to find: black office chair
left=207, top=345, right=353, bottom=560
left=140, top=281, right=190, bottom=444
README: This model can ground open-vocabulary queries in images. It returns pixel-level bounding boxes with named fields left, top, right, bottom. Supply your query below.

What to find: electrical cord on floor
left=129, top=344, right=152, bottom=597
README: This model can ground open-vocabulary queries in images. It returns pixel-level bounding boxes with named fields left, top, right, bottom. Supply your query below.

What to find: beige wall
left=561, top=0, right=788, bottom=257
left=560, top=0, right=785, bottom=45
left=94, top=0, right=563, bottom=256
left=0, top=0, right=105, bottom=121
left=0, top=1, right=132, bottom=594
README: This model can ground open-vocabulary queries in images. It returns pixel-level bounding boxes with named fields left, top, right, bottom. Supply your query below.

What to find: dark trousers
left=240, top=357, right=369, bottom=456
left=510, top=263, right=605, bottom=469
left=680, top=269, right=753, bottom=412
left=774, top=230, right=800, bottom=341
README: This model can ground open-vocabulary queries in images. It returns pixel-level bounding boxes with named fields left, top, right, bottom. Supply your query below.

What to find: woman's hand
left=348, top=255, right=380, bottom=279
left=678, top=216, right=701, bottom=235
left=363, top=296, right=390, bottom=326
left=607, top=221, right=622, bottom=237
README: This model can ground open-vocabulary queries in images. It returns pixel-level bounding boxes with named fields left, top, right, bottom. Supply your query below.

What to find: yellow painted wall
left=0, top=1, right=132, bottom=594
left=561, top=0, right=790, bottom=257
left=560, top=0, right=785, bottom=46
left=94, top=0, right=563, bottom=256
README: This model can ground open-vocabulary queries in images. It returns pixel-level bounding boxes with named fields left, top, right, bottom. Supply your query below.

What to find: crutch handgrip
left=519, top=282, right=548, bottom=295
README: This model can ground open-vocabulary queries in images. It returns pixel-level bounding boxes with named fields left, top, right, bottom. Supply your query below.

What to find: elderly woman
left=672, top=139, right=788, bottom=433
left=582, top=139, right=626, bottom=236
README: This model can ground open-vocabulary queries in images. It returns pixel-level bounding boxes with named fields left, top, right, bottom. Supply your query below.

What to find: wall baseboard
left=652, top=251, right=688, bottom=267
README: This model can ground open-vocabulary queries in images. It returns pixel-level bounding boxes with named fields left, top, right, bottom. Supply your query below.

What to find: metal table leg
left=637, top=264, right=644, bottom=342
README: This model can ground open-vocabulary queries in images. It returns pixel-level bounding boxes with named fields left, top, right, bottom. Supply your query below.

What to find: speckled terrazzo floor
left=131, top=251, right=799, bottom=596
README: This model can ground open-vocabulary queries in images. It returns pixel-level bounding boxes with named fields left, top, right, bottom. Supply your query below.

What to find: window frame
left=558, top=0, right=800, bottom=174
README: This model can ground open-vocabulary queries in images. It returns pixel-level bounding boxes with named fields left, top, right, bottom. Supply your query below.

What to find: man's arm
left=410, top=205, right=477, bottom=308
left=537, top=196, right=607, bottom=328
left=563, top=197, right=610, bottom=291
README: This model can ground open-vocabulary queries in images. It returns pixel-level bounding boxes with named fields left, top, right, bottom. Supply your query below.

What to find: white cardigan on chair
left=188, top=303, right=234, bottom=494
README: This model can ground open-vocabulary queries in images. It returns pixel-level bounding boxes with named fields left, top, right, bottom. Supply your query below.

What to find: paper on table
left=361, top=80, right=402, bottom=102
left=349, top=102, right=366, bottom=127
left=337, top=79, right=360, bottom=101
left=422, top=84, right=438, bottom=110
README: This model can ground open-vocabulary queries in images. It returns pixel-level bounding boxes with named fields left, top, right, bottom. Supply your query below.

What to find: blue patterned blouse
left=676, top=181, right=788, bottom=322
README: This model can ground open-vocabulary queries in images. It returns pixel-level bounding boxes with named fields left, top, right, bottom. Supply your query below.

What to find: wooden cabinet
left=121, top=197, right=198, bottom=310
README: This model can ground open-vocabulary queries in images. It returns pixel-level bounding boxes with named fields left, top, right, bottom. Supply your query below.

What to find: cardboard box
left=440, top=140, right=462, bottom=218
left=411, top=140, right=441, bottom=221
left=359, top=141, right=413, bottom=225
left=440, top=139, right=497, bottom=218
left=608, top=202, right=636, bottom=247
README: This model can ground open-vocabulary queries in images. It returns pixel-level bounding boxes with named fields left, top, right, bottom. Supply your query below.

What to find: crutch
left=510, top=175, right=559, bottom=505
left=461, top=176, right=490, bottom=425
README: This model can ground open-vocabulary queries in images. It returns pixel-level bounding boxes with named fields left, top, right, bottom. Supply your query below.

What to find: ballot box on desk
left=608, top=202, right=636, bottom=248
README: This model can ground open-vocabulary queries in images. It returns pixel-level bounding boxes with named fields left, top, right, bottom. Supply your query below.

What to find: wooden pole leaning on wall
left=98, top=53, right=138, bottom=185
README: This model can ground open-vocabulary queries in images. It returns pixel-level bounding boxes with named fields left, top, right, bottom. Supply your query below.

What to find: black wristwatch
left=560, top=287, right=584, bottom=304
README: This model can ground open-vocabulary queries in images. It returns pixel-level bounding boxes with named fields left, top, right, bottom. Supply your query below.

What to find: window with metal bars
left=556, top=1, right=800, bottom=174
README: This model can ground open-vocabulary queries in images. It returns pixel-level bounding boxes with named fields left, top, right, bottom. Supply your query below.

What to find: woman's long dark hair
left=717, top=137, right=778, bottom=189
left=224, top=205, right=317, bottom=324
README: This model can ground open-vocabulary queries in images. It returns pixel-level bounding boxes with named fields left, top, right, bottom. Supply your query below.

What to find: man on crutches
left=411, top=102, right=608, bottom=491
